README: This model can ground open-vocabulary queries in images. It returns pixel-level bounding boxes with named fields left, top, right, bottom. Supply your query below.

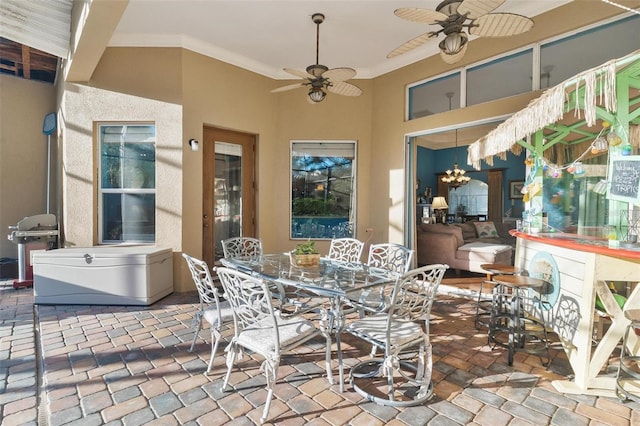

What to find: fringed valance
left=467, top=50, right=640, bottom=170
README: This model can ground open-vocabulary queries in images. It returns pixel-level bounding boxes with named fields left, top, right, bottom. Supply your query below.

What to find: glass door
left=213, top=142, right=242, bottom=259
left=203, top=127, right=255, bottom=265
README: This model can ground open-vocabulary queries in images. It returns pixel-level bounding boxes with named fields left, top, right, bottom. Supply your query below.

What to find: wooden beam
left=21, top=45, right=31, bottom=79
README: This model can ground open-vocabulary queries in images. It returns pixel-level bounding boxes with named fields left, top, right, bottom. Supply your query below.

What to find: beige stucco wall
left=0, top=75, right=56, bottom=259
left=60, top=48, right=183, bottom=285
left=268, top=71, right=374, bottom=254
left=180, top=49, right=374, bottom=287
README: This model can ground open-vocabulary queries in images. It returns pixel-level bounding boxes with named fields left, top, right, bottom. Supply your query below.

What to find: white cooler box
left=33, top=246, right=174, bottom=305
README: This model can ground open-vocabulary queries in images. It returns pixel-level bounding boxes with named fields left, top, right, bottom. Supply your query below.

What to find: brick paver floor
left=1, top=277, right=640, bottom=425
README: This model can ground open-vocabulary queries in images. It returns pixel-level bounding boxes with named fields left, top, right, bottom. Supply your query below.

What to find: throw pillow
left=473, top=221, right=498, bottom=238
left=453, top=222, right=477, bottom=241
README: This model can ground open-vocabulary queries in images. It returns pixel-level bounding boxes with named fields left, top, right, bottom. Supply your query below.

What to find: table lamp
left=431, top=196, right=449, bottom=223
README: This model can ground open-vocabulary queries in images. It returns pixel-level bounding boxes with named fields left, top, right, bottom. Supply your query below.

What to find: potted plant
left=291, top=240, right=321, bottom=267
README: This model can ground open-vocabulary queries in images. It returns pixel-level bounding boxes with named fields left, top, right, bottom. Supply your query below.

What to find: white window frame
left=290, top=140, right=357, bottom=240
left=98, top=122, right=156, bottom=244
left=406, top=13, right=638, bottom=120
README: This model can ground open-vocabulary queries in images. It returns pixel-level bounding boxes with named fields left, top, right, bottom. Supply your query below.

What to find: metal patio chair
left=182, top=253, right=234, bottom=374
left=327, top=237, right=365, bottom=263
left=215, top=266, right=333, bottom=424
left=221, top=236, right=263, bottom=259
left=336, top=264, right=448, bottom=405
left=346, top=243, right=414, bottom=315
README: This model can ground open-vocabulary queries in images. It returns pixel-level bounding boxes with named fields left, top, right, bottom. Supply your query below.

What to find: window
left=291, top=141, right=356, bottom=239
left=408, top=72, right=461, bottom=119
left=540, top=15, right=639, bottom=89
left=99, top=124, right=156, bottom=243
left=448, top=179, right=488, bottom=218
left=467, top=50, right=533, bottom=106
left=406, top=15, right=639, bottom=120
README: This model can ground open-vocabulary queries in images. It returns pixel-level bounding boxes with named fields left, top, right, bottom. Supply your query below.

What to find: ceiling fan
left=271, top=13, right=362, bottom=103
left=389, top=0, right=534, bottom=64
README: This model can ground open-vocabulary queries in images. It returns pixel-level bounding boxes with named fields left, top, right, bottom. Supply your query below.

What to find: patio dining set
left=183, top=237, right=448, bottom=424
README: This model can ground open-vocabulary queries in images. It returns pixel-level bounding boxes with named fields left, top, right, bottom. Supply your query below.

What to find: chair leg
left=260, top=388, right=275, bottom=425
left=189, top=312, right=203, bottom=352
left=259, top=360, right=279, bottom=424
left=322, top=331, right=334, bottom=385
left=336, top=332, right=345, bottom=393
left=206, top=328, right=222, bottom=375
left=221, top=344, right=235, bottom=391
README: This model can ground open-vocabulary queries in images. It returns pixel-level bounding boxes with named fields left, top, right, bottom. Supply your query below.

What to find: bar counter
left=511, top=230, right=640, bottom=397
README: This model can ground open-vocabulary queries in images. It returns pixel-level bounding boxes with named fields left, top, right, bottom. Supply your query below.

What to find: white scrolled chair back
left=221, top=237, right=263, bottom=259
left=367, top=243, right=414, bottom=275
left=327, top=237, right=365, bottom=263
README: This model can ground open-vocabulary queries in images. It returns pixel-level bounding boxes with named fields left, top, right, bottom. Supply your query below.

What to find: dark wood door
left=202, top=127, right=256, bottom=266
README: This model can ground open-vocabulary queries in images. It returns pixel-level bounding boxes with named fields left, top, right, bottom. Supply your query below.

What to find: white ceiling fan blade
left=394, top=8, right=448, bottom=24
left=323, top=67, right=356, bottom=83
left=458, top=0, right=505, bottom=19
left=387, top=32, right=434, bottom=58
left=283, top=68, right=314, bottom=79
left=471, top=13, right=534, bottom=37
left=440, top=43, right=468, bottom=64
left=328, top=81, right=362, bottom=97
left=271, top=82, right=306, bottom=93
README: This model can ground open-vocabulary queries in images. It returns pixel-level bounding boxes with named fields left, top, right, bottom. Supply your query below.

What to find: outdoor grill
left=7, top=213, right=58, bottom=288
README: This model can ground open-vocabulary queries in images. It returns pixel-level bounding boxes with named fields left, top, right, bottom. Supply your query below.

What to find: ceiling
left=109, top=0, right=571, bottom=80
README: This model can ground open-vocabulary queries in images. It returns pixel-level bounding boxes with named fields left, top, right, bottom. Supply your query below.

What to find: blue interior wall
left=417, top=145, right=527, bottom=218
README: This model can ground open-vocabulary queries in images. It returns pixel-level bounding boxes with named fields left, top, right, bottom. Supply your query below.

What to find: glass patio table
left=220, top=253, right=399, bottom=392
left=219, top=253, right=397, bottom=327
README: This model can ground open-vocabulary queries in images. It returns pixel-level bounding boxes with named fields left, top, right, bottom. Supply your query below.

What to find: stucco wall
left=0, top=75, right=56, bottom=259
left=180, top=49, right=374, bottom=272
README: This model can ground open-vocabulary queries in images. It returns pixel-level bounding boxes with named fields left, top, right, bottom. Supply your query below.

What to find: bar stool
left=476, top=264, right=521, bottom=329
left=616, top=309, right=640, bottom=403
left=488, top=274, right=551, bottom=366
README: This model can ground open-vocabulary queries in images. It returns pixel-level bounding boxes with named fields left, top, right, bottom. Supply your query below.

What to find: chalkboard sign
left=608, top=156, right=640, bottom=205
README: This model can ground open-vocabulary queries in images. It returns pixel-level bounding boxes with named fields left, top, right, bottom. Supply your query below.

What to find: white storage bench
left=33, top=246, right=173, bottom=305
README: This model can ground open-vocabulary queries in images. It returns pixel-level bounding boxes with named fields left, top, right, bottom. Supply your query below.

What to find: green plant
left=294, top=240, right=318, bottom=255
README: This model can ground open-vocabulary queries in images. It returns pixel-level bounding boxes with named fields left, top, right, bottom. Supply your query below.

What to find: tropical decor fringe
left=467, top=50, right=639, bottom=170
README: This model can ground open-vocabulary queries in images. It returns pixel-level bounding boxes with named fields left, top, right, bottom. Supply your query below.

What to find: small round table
left=488, top=274, right=550, bottom=366
left=476, top=264, right=521, bottom=329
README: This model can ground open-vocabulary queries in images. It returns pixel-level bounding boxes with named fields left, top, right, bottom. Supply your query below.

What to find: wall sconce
left=188, top=138, right=199, bottom=151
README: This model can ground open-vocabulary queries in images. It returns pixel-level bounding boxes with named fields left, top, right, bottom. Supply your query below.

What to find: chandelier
left=441, top=158, right=470, bottom=189
left=441, top=92, right=470, bottom=189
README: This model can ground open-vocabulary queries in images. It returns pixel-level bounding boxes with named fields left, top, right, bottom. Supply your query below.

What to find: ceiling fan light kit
left=391, top=0, right=534, bottom=64
left=271, top=12, right=362, bottom=103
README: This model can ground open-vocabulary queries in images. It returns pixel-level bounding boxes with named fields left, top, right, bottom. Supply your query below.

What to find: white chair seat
left=202, top=300, right=235, bottom=326
left=347, top=316, right=423, bottom=348
left=237, top=316, right=319, bottom=353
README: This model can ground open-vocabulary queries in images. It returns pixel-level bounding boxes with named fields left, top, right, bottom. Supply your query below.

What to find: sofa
left=417, top=221, right=515, bottom=274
